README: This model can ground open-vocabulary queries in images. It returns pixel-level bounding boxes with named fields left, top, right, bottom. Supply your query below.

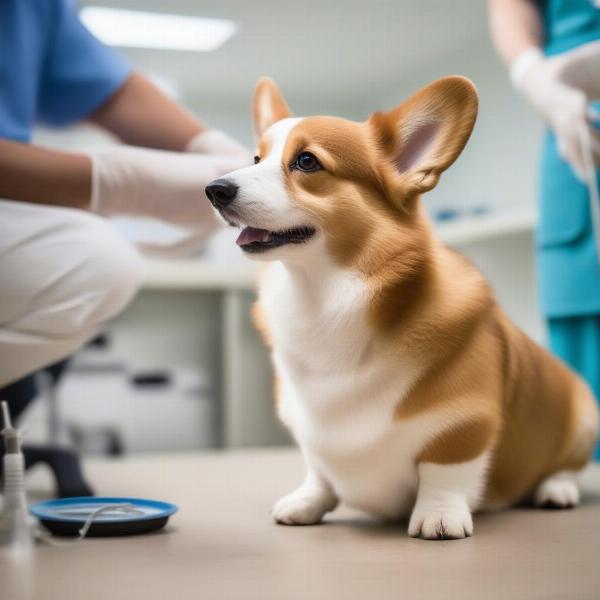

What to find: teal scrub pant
left=548, top=315, right=600, bottom=459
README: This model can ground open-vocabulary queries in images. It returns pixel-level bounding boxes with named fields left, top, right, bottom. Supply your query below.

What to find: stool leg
left=23, top=445, right=94, bottom=498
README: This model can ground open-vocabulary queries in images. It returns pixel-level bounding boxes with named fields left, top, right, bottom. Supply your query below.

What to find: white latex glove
left=557, top=39, right=600, bottom=100
left=185, top=128, right=253, bottom=165
left=90, top=145, right=247, bottom=231
left=511, top=45, right=600, bottom=180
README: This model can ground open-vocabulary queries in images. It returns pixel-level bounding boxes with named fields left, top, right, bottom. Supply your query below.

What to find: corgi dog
left=205, top=76, right=599, bottom=539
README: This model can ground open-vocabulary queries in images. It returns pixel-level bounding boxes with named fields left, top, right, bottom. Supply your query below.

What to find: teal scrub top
left=0, top=0, right=132, bottom=143
left=536, top=0, right=600, bottom=318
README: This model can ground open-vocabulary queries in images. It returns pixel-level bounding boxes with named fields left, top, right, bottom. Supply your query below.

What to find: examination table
left=4, top=449, right=600, bottom=600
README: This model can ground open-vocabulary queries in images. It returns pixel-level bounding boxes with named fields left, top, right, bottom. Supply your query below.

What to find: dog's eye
left=294, top=152, right=321, bottom=172
left=254, top=155, right=260, bottom=165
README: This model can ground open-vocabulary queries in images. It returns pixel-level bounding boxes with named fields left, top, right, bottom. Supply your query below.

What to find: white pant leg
left=0, top=199, right=144, bottom=386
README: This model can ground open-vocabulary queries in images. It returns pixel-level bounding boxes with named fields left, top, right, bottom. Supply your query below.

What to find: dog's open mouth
left=235, top=226, right=316, bottom=253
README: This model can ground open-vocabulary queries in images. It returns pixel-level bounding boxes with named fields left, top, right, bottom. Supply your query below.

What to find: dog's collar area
left=236, top=225, right=316, bottom=253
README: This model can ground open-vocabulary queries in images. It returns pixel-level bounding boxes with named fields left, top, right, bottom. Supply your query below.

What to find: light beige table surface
left=3, top=449, right=600, bottom=600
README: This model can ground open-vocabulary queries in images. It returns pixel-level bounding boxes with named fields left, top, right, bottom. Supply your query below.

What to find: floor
left=4, top=449, right=600, bottom=600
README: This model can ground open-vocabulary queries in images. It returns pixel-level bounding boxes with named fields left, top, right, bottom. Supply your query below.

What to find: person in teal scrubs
left=488, top=0, right=600, bottom=457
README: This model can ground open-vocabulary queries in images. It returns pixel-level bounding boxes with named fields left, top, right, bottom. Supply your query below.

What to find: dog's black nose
left=205, top=179, right=239, bottom=209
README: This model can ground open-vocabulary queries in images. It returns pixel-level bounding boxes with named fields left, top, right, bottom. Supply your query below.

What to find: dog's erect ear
left=369, top=76, right=478, bottom=198
left=253, top=77, right=292, bottom=138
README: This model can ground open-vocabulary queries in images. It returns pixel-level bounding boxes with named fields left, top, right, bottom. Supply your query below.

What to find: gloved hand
left=90, top=144, right=247, bottom=230
left=511, top=44, right=600, bottom=180
left=185, top=128, right=253, bottom=165
left=557, top=40, right=600, bottom=101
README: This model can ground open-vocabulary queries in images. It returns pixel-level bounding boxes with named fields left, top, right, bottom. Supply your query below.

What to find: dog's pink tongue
left=236, top=227, right=270, bottom=246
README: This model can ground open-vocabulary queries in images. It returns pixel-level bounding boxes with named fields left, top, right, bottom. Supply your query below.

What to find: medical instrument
left=30, top=496, right=178, bottom=537
left=0, top=401, right=35, bottom=556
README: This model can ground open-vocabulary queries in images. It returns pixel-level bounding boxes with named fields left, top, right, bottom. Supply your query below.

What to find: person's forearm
left=487, top=0, right=545, bottom=65
left=0, top=139, right=91, bottom=208
left=89, top=73, right=205, bottom=151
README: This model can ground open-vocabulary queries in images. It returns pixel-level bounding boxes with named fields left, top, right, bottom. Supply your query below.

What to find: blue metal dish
left=30, top=496, right=178, bottom=537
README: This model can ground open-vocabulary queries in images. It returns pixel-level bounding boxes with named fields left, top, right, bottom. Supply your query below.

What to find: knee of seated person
left=40, top=216, right=146, bottom=337
left=78, top=218, right=145, bottom=325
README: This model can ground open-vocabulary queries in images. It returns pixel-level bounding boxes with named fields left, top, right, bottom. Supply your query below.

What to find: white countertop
left=141, top=207, right=536, bottom=291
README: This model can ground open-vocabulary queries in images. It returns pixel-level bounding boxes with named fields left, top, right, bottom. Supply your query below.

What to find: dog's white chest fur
left=260, top=259, right=432, bottom=517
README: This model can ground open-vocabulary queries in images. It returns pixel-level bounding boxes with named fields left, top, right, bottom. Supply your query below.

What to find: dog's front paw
left=272, top=489, right=337, bottom=526
left=408, top=506, right=473, bottom=540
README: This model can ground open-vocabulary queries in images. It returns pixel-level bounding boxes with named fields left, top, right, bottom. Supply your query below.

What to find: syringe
left=0, top=400, right=34, bottom=556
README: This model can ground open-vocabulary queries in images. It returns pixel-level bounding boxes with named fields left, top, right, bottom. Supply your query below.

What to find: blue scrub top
left=535, top=0, right=600, bottom=318
left=541, top=0, right=600, bottom=56
left=0, top=0, right=132, bottom=143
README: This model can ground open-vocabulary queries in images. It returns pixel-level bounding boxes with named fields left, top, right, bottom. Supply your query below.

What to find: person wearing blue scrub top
left=0, top=0, right=250, bottom=386
left=0, top=0, right=132, bottom=141
left=489, top=0, right=600, bottom=457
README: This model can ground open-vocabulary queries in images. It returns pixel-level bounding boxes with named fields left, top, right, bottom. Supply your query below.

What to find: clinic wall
left=377, top=38, right=545, bottom=214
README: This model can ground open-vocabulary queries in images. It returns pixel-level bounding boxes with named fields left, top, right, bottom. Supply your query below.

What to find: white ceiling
left=79, top=0, right=490, bottom=111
